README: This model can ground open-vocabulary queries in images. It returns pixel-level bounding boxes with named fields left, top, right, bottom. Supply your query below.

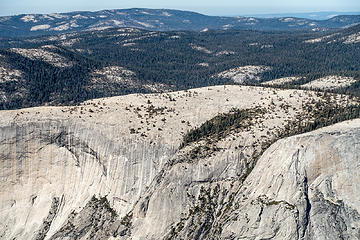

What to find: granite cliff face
left=126, top=120, right=360, bottom=240
left=224, top=121, right=360, bottom=239
left=0, top=120, right=175, bottom=239
left=0, top=85, right=359, bottom=239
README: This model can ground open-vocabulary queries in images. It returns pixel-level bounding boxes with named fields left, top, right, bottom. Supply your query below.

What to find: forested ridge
left=1, top=8, right=360, bottom=37
left=1, top=24, right=360, bottom=110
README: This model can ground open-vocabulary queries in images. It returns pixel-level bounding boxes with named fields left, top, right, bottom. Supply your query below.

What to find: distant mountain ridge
left=0, top=23, right=360, bottom=110
left=1, top=8, right=360, bottom=37
left=247, top=11, right=360, bottom=20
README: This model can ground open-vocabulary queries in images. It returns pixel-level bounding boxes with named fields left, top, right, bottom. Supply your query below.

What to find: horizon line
left=1, top=7, right=360, bottom=18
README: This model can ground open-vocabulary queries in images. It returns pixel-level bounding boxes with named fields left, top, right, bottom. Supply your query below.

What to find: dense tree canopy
left=1, top=25, right=359, bottom=110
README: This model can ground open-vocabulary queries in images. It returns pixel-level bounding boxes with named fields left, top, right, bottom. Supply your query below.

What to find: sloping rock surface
left=0, top=86, right=359, bottom=239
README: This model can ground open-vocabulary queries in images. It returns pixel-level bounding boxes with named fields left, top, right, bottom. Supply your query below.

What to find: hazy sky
left=1, top=0, right=359, bottom=16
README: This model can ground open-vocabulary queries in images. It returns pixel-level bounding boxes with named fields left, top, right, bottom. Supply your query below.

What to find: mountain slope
left=217, top=120, right=360, bottom=239
left=249, top=11, right=360, bottom=20
left=1, top=25, right=360, bottom=110
left=137, top=118, right=360, bottom=240
left=0, top=85, right=359, bottom=239
left=1, top=8, right=360, bottom=37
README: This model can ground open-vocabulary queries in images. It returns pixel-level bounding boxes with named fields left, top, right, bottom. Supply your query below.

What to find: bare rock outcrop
left=116, top=119, right=360, bottom=240
left=0, top=86, right=359, bottom=239
left=0, top=120, right=175, bottom=240
left=217, top=119, right=360, bottom=239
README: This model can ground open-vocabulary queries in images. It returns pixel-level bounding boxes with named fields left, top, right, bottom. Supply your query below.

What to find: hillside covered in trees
left=0, top=24, right=360, bottom=109
left=1, top=8, right=360, bottom=37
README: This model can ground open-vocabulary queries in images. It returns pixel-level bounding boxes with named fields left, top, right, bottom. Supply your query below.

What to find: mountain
left=1, top=8, right=360, bottom=37
left=248, top=11, right=360, bottom=20
left=0, top=84, right=359, bottom=239
left=1, top=24, right=360, bottom=110
left=302, top=23, right=360, bottom=44
left=1, top=8, right=360, bottom=240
